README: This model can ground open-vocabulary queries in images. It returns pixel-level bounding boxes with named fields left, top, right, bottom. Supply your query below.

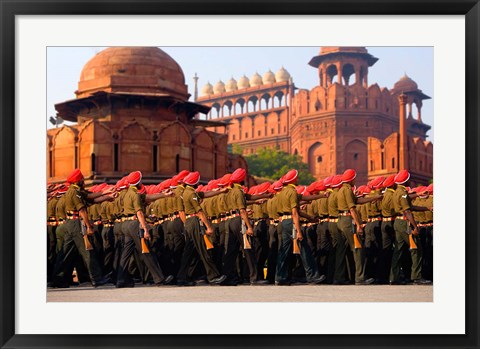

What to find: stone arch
left=273, top=91, right=284, bottom=108
left=260, top=93, right=271, bottom=110
left=94, top=122, right=114, bottom=173
left=222, top=100, right=234, bottom=117
left=234, top=98, right=245, bottom=115
left=383, top=133, right=399, bottom=171
left=247, top=95, right=258, bottom=113
left=193, top=129, right=215, bottom=179
left=52, top=126, right=77, bottom=179
left=308, top=141, right=329, bottom=179
left=342, top=63, right=355, bottom=85
left=253, top=114, right=266, bottom=138
left=326, top=64, right=338, bottom=85
left=210, top=102, right=221, bottom=118
left=158, top=121, right=192, bottom=174
left=367, top=84, right=382, bottom=110
left=343, top=139, right=368, bottom=179
left=78, top=120, right=95, bottom=175
left=119, top=121, right=152, bottom=173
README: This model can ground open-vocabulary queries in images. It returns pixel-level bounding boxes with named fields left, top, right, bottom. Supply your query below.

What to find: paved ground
left=47, top=283, right=433, bottom=302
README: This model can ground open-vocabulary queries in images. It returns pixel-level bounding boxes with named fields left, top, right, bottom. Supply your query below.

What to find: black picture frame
left=1, top=0, right=479, bottom=348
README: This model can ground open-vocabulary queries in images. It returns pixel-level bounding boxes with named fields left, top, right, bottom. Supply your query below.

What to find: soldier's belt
left=418, top=222, right=433, bottom=227
left=154, top=219, right=164, bottom=225
left=211, top=219, right=220, bottom=224
left=57, top=220, right=65, bottom=225
left=339, top=211, right=352, bottom=216
left=395, top=216, right=407, bottom=221
left=328, top=218, right=339, bottom=223
left=319, top=218, right=329, bottom=223
left=382, top=217, right=394, bottom=221
left=114, top=218, right=122, bottom=223
left=305, top=223, right=315, bottom=227
left=93, top=221, right=102, bottom=226
left=280, top=215, right=292, bottom=220
left=66, top=215, right=79, bottom=220
left=103, top=223, right=114, bottom=228
left=122, top=216, right=138, bottom=222
left=186, top=213, right=198, bottom=219
left=47, top=221, right=58, bottom=226
left=367, top=217, right=383, bottom=222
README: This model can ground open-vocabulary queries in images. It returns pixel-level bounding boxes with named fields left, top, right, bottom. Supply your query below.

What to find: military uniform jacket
left=412, top=197, right=426, bottom=223
left=392, top=185, right=413, bottom=216
left=424, top=196, right=433, bottom=222
left=227, top=184, right=247, bottom=212
left=216, top=191, right=229, bottom=216
left=123, top=186, right=144, bottom=216
left=173, top=185, right=186, bottom=213
left=55, top=196, right=67, bottom=221
left=112, top=189, right=128, bottom=219
left=380, top=188, right=396, bottom=217
left=277, top=184, right=298, bottom=215
left=266, top=195, right=280, bottom=220
left=327, top=188, right=340, bottom=218
left=183, top=186, right=203, bottom=215
left=47, top=197, right=59, bottom=220
left=317, top=196, right=329, bottom=218
left=367, top=189, right=382, bottom=217
left=337, top=183, right=356, bottom=212
left=64, top=184, right=89, bottom=215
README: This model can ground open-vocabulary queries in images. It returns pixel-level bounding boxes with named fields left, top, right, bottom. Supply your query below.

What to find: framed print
left=1, top=0, right=479, bottom=348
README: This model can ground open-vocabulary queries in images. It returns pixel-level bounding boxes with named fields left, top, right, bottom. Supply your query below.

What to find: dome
left=393, top=73, right=418, bottom=92
left=275, top=67, right=291, bottom=82
left=319, top=46, right=369, bottom=55
left=200, top=82, right=213, bottom=96
left=238, top=75, right=250, bottom=89
left=213, top=80, right=226, bottom=94
left=77, top=47, right=189, bottom=100
left=262, top=70, right=276, bottom=84
left=225, top=77, right=238, bottom=92
left=250, top=72, right=263, bottom=87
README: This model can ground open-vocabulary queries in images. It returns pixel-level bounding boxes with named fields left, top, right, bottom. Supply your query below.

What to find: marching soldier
left=314, top=179, right=334, bottom=283
left=275, top=170, right=326, bottom=286
left=336, top=169, right=374, bottom=285
left=251, top=182, right=271, bottom=281
left=49, top=169, right=114, bottom=288
left=389, top=170, right=431, bottom=285
left=116, top=171, right=174, bottom=288
left=176, top=171, right=226, bottom=286
left=265, top=180, right=283, bottom=283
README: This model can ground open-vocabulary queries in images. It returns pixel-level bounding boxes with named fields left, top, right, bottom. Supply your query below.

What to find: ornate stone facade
left=197, top=47, right=433, bottom=185
left=47, top=47, right=247, bottom=184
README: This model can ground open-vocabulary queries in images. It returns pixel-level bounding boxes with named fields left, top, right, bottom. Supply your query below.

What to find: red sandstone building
left=198, top=47, right=433, bottom=185
left=47, top=47, right=246, bottom=184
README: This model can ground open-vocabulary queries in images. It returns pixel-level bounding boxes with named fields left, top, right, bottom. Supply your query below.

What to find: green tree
left=245, top=148, right=315, bottom=185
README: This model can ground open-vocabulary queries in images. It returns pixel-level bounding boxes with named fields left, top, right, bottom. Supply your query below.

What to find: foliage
left=244, top=148, right=316, bottom=185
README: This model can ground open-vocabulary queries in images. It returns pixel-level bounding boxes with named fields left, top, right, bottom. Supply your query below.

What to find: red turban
left=342, top=169, right=357, bottom=183
left=231, top=168, right=247, bottom=184
left=184, top=171, right=200, bottom=186
left=66, top=169, right=84, bottom=184
left=127, top=171, right=142, bottom=186
left=282, top=169, right=298, bottom=184
left=394, top=170, right=410, bottom=185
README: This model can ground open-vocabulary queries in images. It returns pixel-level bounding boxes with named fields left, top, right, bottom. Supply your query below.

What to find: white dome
left=250, top=72, right=263, bottom=87
left=238, top=75, right=250, bottom=89
left=213, top=80, right=226, bottom=94
left=275, top=66, right=291, bottom=82
left=200, top=82, right=213, bottom=96
left=262, top=70, right=276, bottom=84
left=225, top=77, right=238, bottom=92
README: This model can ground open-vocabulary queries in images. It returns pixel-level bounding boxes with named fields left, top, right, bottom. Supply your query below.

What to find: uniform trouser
left=330, top=221, right=347, bottom=282
left=51, top=223, right=74, bottom=283
left=52, top=219, right=103, bottom=285
left=275, top=219, right=320, bottom=283
left=117, top=220, right=166, bottom=285
left=112, top=222, right=124, bottom=282
left=316, top=222, right=335, bottom=283
left=379, top=220, right=395, bottom=282
left=338, top=216, right=366, bottom=283
left=177, top=217, right=221, bottom=283
left=390, top=220, right=423, bottom=282
left=420, top=226, right=433, bottom=281
left=101, top=225, right=115, bottom=277
left=365, top=220, right=382, bottom=280
left=222, top=217, right=258, bottom=283
left=210, top=222, right=223, bottom=272
left=91, top=224, right=104, bottom=271
left=167, top=218, right=186, bottom=277
left=47, top=225, right=57, bottom=281
left=266, top=223, right=279, bottom=283
left=253, top=220, right=269, bottom=280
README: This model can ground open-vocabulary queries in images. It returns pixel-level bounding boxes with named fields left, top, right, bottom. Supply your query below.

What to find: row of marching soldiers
left=47, top=166, right=433, bottom=288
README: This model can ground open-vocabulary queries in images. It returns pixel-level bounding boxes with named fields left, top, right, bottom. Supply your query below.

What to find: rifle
left=407, top=224, right=418, bottom=250
left=139, top=228, right=150, bottom=254
left=80, top=222, right=94, bottom=251
left=292, top=225, right=300, bottom=255
left=199, top=221, right=214, bottom=250
left=241, top=220, right=252, bottom=250
left=352, top=222, right=362, bottom=249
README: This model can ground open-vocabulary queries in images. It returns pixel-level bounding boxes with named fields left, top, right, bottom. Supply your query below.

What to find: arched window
left=317, top=156, right=323, bottom=163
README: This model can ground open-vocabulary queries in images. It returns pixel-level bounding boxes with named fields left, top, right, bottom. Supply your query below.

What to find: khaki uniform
left=223, top=184, right=258, bottom=284
left=365, top=189, right=383, bottom=281
left=165, top=186, right=186, bottom=278
left=390, top=185, right=423, bottom=282
left=47, top=197, right=59, bottom=281
left=265, top=194, right=280, bottom=283
left=328, top=187, right=346, bottom=283
left=100, top=200, right=115, bottom=277
left=417, top=195, right=433, bottom=281
left=253, top=200, right=269, bottom=281
left=316, top=195, right=334, bottom=283
left=275, top=184, right=321, bottom=284
left=337, top=183, right=367, bottom=283
left=378, top=188, right=396, bottom=283
left=176, top=186, right=222, bottom=283
left=116, top=186, right=168, bottom=287
left=51, top=184, right=104, bottom=287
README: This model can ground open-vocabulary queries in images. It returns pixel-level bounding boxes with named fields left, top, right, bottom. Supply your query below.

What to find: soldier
left=47, top=186, right=61, bottom=281
left=265, top=180, right=283, bottom=283
left=275, top=169, right=326, bottom=286
left=251, top=182, right=271, bottom=282
left=423, top=183, right=434, bottom=281
left=364, top=176, right=385, bottom=283
left=176, top=171, right=226, bottom=286
left=116, top=171, right=174, bottom=288
left=222, top=168, right=261, bottom=285
left=49, top=169, right=114, bottom=288
left=99, top=186, right=116, bottom=279
left=389, top=170, right=431, bottom=285
left=336, top=169, right=375, bottom=285
left=314, top=179, right=334, bottom=283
